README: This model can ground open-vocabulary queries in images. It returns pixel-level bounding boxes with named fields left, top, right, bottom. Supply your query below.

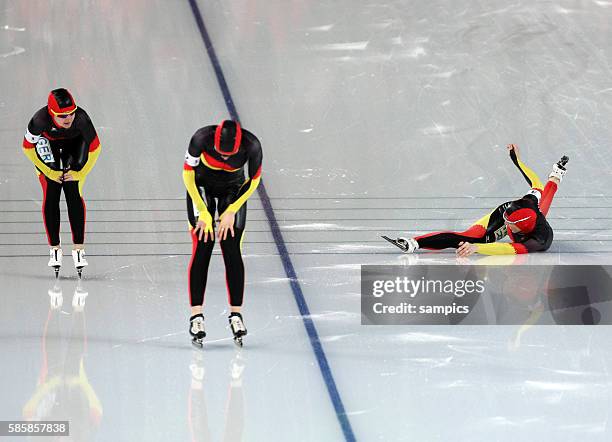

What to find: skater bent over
left=183, top=120, right=263, bottom=346
left=22, top=89, right=102, bottom=278
left=384, top=144, right=568, bottom=257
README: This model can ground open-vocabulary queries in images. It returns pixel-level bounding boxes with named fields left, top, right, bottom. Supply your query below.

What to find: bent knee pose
left=22, top=89, right=102, bottom=276
left=183, top=120, right=263, bottom=346
left=387, top=144, right=568, bottom=256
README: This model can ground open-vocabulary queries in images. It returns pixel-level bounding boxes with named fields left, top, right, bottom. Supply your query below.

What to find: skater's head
left=503, top=200, right=537, bottom=233
left=48, top=88, right=77, bottom=129
left=214, top=120, right=242, bottom=157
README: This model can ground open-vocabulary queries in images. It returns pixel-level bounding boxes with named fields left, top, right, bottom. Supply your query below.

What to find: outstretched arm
left=507, top=144, right=544, bottom=191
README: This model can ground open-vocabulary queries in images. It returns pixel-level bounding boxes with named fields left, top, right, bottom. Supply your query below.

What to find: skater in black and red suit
left=22, top=88, right=102, bottom=277
left=384, top=144, right=568, bottom=257
left=183, top=120, right=262, bottom=346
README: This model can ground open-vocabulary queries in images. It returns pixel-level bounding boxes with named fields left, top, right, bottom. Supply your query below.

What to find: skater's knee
left=194, top=240, right=215, bottom=257
left=220, top=234, right=242, bottom=253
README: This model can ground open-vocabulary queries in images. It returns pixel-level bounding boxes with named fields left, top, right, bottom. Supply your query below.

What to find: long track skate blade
left=381, top=235, right=407, bottom=251
left=54, top=267, right=60, bottom=278
left=234, top=337, right=243, bottom=347
left=191, top=338, right=203, bottom=348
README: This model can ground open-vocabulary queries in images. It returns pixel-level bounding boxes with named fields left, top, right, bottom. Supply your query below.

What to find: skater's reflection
left=455, top=253, right=548, bottom=347
left=22, top=281, right=102, bottom=441
left=188, top=351, right=245, bottom=442
left=457, top=255, right=612, bottom=347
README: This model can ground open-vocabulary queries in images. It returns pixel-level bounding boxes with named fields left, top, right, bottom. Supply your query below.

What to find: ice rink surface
left=1, top=0, right=612, bottom=440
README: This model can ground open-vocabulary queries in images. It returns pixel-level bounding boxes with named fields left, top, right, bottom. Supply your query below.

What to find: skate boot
left=48, top=248, right=63, bottom=278
left=190, top=314, right=206, bottom=348
left=381, top=236, right=419, bottom=253
left=72, top=249, right=88, bottom=278
left=72, top=281, right=88, bottom=313
left=549, top=155, right=569, bottom=182
left=48, top=282, right=63, bottom=310
left=229, top=312, right=247, bottom=347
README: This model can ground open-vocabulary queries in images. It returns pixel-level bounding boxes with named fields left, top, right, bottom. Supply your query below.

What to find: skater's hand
left=62, top=169, right=76, bottom=181
left=194, top=219, right=214, bottom=242
left=47, top=171, right=63, bottom=183
left=218, top=210, right=235, bottom=241
left=456, top=241, right=478, bottom=257
left=507, top=143, right=519, bottom=157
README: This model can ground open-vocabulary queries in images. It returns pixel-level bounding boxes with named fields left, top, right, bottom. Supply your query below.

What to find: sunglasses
left=51, top=107, right=77, bottom=119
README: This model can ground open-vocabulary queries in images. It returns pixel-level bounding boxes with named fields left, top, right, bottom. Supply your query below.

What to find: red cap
left=504, top=207, right=537, bottom=233
left=47, top=88, right=77, bottom=116
left=214, top=120, right=242, bottom=156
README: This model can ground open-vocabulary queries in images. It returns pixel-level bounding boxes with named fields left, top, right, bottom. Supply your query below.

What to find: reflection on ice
left=392, top=332, right=473, bottom=343
left=524, top=380, right=584, bottom=392
left=23, top=281, right=102, bottom=440
left=187, top=351, right=246, bottom=442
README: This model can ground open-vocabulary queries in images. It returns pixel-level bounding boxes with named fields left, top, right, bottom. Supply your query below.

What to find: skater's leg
left=218, top=196, right=248, bottom=344
left=189, top=230, right=215, bottom=309
left=64, top=180, right=88, bottom=274
left=38, top=174, right=62, bottom=247
left=539, top=180, right=558, bottom=217
left=62, top=180, right=86, bottom=246
left=414, top=204, right=507, bottom=250
left=187, top=190, right=216, bottom=316
left=218, top=199, right=246, bottom=310
left=539, top=155, right=568, bottom=217
left=219, top=230, right=245, bottom=310
left=415, top=232, right=487, bottom=250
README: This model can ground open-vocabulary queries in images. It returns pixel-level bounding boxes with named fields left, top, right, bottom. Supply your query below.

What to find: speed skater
left=383, top=144, right=568, bottom=257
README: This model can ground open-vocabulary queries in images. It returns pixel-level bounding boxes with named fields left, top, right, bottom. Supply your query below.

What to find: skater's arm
left=475, top=236, right=549, bottom=255
left=224, top=137, right=262, bottom=215
left=22, top=147, right=63, bottom=181
left=183, top=137, right=214, bottom=227
left=182, top=165, right=213, bottom=225
left=69, top=111, right=101, bottom=181
left=22, top=121, right=63, bottom=181
left=508, top=144, right=543, bottom=191
left=69, top=147, right=100, bottom=181
left=474, top=242, right=529, bottom=255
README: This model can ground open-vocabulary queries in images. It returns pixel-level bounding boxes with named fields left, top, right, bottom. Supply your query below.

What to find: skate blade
left=233, top=337, right=243, bottom=347
left=53, top=266, right=60, bottom=278
left=191, top=338, right=204, bottom=348
left=381, top=235, right=408, bottom=252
